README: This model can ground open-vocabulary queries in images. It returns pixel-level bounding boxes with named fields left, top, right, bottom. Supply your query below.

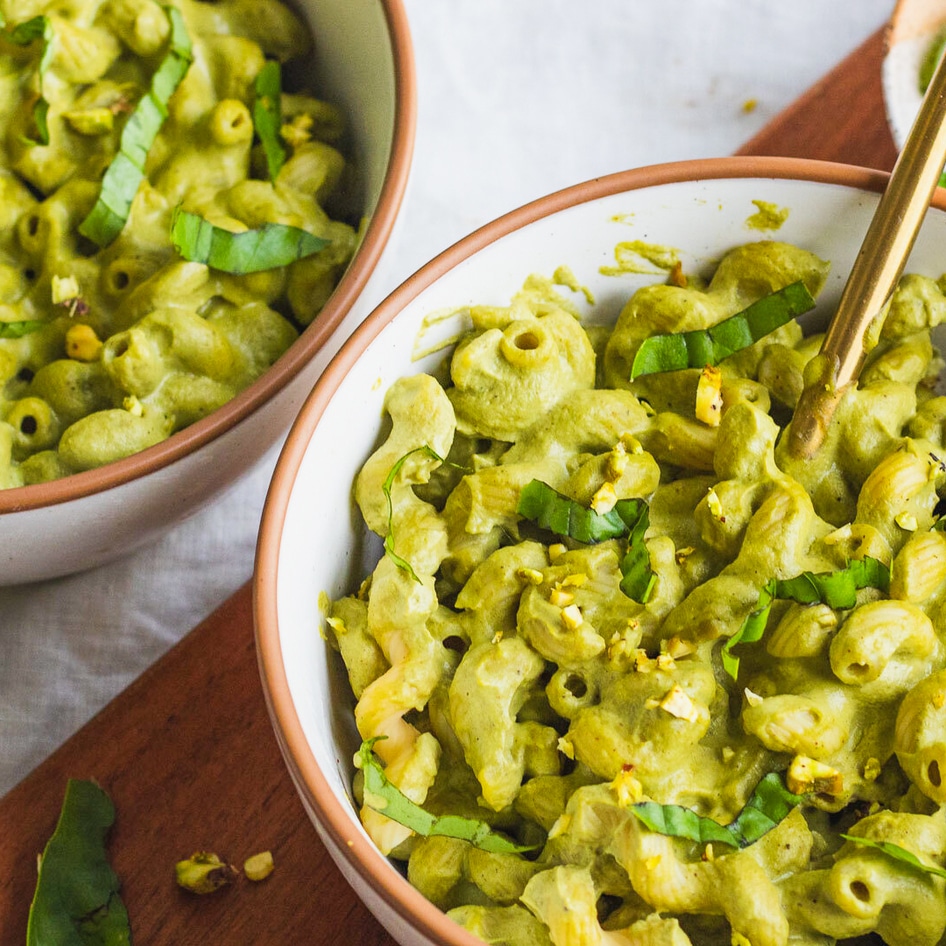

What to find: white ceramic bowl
left=255, top=157, right=946, bottom=946
left=0, top=0, right=415, bottom=585
left=882, top=0, right=946, bottom=147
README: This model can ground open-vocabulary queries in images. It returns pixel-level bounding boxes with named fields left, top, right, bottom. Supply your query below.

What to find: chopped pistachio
left=787, top=755, right=843, bottom=796
left=65, top=323, right=102, bottom=361
left=549, top=587, right=575, bottom=608
left=706, top=487, right=724, bottom=520
left=743, top=688, right=764, bottom=708
left=606, top=631, right=634, bottom=662
left=175, top=852, right=237, bottom=894
left=561, top=603, right=583, bottom=630
left=862, top=757, right=882, bottom=782
left=243, top=851, right=275, bottom=882
left=590, top=481, right=618, bottom=514
left=325, top=615, right=347, bottom=636
left=123, top=395, right=143, bottom=416
left=664, top=636, right=695, bottom=659
left=280, top=113, right=313, bottom=148
left=607, top=443, right=629, bottom=478
left=611, top=765, right=643, bottom=806
left=64, top=107, right=115, bottom=135
left=51, top=275, right=80, bottom=305
left=695, top=365, right=723, bottom=427
left=895, top=511, right=918, bottom=531
left=658, top=684, right=700, bottom=722
left=560, top=574, right=587, bottom=588
left=517, top=566, right=544, bottom=586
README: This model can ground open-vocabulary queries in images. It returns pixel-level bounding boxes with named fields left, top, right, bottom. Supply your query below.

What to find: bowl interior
left=258, top=160, right=946, bottom=942
left=297, top=0, right=401, bottom=222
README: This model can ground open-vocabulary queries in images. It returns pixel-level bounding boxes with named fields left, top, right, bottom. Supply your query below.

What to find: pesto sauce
left=600, top=240, right=680, bottom=277
left=746, top=199, right=789, bottom=232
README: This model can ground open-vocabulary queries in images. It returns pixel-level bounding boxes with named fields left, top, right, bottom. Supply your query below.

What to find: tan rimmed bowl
left=0, top=0, right=415, bottom=585
left=255, top=156, right=946, bottom=946
left=883, top=0, right=946, bottom=147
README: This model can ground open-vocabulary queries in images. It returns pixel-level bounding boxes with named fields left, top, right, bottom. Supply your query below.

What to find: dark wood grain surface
left=0, top=27, right=898, bottom=946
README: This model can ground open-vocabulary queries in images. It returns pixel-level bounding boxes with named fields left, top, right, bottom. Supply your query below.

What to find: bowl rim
left=255, top=155, right=906, bottom=946
left=0, top=0, right=417, bottom=515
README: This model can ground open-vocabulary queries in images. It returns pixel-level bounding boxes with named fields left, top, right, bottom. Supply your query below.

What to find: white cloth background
left=0, top=0, right=895, bottom=795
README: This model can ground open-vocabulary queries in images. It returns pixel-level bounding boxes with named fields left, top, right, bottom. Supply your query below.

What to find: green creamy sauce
left=746, top=199, right=789, bottom=232
left=600, top=240, right=680, bottom=276
left=329, top=235, right=946, bottom=945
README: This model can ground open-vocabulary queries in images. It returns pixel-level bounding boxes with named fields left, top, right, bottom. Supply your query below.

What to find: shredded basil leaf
left=721, top=556, right=890, bottom=679
left=78, top=5, right=193, bottom=247
left=632, top=772, right=803, bottom=849
left=840, top=834, right=946, bottom=879
left=26, top=779, right=131, bottom=946
left=517, top=480, right=638, bottom=544
left=381, top=445, right=445, bottom=582
left=169, top=207, right=329, bottom=274
left=4, top=15, right=54, bottom=145
left=721, top=583, right=775, bottom=681
left=630, top=281, right=816, bottom=379
left=253, top=60, right=287, bottom=181
left=920, top=28, right=946, bottom=94
left=517, top=480, right=656, bottom=603
left=358, top=739, right=536, bottom=854
left=0, top=320, right=44, bottom=338
left=618, top=501, right=656, bottom=603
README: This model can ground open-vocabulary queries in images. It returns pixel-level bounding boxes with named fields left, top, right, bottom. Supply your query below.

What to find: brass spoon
left=788, top=36, right=946, bottom=459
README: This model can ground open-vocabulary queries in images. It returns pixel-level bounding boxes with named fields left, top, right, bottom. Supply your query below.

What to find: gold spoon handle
left=788, top=39, right=946, bottom=459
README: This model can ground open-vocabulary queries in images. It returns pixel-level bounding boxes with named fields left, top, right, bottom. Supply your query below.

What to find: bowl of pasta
left=0, top=0, right=415, bottom=583
left=255, top=156, right=946, bottom=946
left=883, top=0, right=946, bottom=148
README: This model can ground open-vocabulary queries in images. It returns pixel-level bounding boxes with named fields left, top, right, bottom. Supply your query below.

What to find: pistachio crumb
left=175, top=852, right=237, bottom=894
left=243, top=851, right=275, bottom=882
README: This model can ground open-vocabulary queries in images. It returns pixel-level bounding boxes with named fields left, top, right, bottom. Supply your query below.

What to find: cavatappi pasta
left=0, top=0, right=357, bottom=486
left=328, top=240, right=946, bottom=946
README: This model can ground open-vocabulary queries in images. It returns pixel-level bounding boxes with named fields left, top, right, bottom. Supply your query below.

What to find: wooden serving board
left=0, top=28, right=898, bottom=945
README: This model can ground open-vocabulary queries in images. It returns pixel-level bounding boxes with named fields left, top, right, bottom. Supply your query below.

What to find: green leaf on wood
left=26, top=779, right=131, bottom=946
